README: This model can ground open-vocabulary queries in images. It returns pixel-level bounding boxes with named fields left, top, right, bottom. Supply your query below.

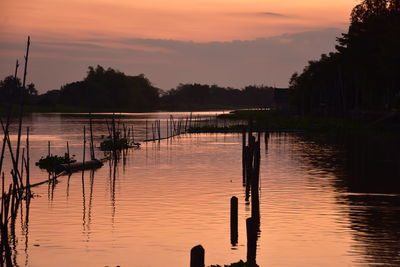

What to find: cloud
left=257, top=12, right=288, bottom=17
left=0, top=28, right=345, bottom=92
left=226, top=11, right=292, bottom=19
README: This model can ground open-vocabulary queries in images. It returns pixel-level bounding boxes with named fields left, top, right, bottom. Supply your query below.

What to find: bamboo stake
left=158, top=120, right=161, bottom=142
left=26, top=127, right=30, bottom=195
left=15, top=37, right=30, bottom=185
left=167, top=119, right=169, bottom=138
left=1, top=120, right=22, bottom=190
left=14, top=60, right=19, bottom=79
left=82, top=126, right=86, bottom=168
left=22, top=36, right=30, bottom=88
left=89, top=114, right=95, bottom=160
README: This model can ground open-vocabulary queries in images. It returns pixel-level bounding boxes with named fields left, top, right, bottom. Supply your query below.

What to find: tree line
left=0, top=76, right=38, bottom=104
left=290, top=0, right=400, bottom=114
left=0, top=65, right=282, bottom=112
left=159, top=83, right=276, bottom=110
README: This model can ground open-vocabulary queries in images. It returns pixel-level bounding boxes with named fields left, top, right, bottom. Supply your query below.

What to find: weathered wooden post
left=246, top=217, right=257, bottom=265
left=48, top=141, right=51, bottom=156
left=89, top=114, right=95, bottom=160
left=245, top=138, right=254, bottom=202
left=242, top=130, right=246, bottom=186
left=251, top=141, right=261, bottom=223
left=26, top=127, right=30, bottom=193
left=66, top=141, right=70, bottom=156
left=167, top=119, right=169, bottom=138
left=82, top=126, right=86, bottom=166
left=158, top=120, right=161, bottom=142
left=190, top=245, right=205, bottom=267
left=230, top=196, right=238, bottom=246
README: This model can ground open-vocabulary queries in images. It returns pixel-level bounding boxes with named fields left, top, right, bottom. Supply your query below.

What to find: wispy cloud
left=256, top=12, right=288, bottom=17
left=227, top=11, right=293, bottom=18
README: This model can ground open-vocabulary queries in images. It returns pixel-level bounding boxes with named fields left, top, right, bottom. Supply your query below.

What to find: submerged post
left=158, top=120, right=161, bottom=142
left=48, top=141, right=51, bottom=156
left=89, top=113, right=95, bottom=160
left=230, top=196, right=238, bottom=246
left=242, top=130, right=246, bottom=186
left=246, top=217, right=257, bottom=265
left=167, top=119, right=169, bottom=138
left=26, top=127, right=30, bottom=193
left=190, top=245, right=205, bottom=267
left=251, top=140, right=261, bottom=223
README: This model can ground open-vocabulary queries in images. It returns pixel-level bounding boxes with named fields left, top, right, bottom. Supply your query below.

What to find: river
left=2, top=112, right=400, bottom=266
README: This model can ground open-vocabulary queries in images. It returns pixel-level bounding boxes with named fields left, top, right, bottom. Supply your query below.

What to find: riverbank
left=0, top=103, right=252, bottom=114
left=211, top=109, right=399, bottom=133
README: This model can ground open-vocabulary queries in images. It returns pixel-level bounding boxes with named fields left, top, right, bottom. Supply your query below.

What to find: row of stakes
left=190, top=123, right=263, bottom=267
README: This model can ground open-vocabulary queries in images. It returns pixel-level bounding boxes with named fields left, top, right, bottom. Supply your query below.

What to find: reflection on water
left=299, top=133, right=400, bottom=266
left=1, top=112, right=400, bottom=266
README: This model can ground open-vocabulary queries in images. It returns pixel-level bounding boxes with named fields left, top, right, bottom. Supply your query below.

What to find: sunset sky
left=0, top=0, right=357, bottom=92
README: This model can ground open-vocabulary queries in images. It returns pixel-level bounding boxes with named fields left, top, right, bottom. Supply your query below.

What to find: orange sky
left=0, top=0, right=357, bottom=91
left=1, top=0, right=355, bottom=42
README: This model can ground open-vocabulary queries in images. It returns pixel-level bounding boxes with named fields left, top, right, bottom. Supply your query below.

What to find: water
left=2, top=112, right=400, bottom=266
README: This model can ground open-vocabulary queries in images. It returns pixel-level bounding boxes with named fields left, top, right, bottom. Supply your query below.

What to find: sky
left=0, top=0, right=357, bottom=92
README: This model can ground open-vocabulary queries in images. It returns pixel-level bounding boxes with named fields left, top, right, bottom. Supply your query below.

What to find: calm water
left=3, top=112, right=400, bottom=266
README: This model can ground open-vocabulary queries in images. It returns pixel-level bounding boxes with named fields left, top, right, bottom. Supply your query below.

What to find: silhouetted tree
left=58, top=65, right=160, bottom=111
left=27, top=83, right=38, bottom=96
left=290, top=0, right=400, bottom=114
left=159, top=83, right=276, bottom=109
left=0, top=76, right=22, bottom=103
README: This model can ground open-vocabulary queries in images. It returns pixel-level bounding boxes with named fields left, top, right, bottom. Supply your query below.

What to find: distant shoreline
left=0, top=103, right=265, bottom=114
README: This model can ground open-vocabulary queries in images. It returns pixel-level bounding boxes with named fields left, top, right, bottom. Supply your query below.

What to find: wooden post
left=22, top=36, right=31, bottom=88
left=14, top=59, right=19, bottom=79
left=26, top=127, right=30, bottom=194
left=48, top=141, right=51, bottom=156
left=242, top=130, right=246, bottom=186
left=246, top=217, right=257, bottom=265
left=167, top=119, right=169, bottom=138
left=158, top=120, right=161, bottom=142
left=66, top=141, right=70, bottom=156
left=82, top=126, right=86, bottom=166
left=230, top=196, right=238, bottom=246
left=251, top=141, right=261, bottom=223
left=245, top=146, right=251, bottom=201
left=190, top=245, right=205, bottom=267
left=89, top=113, right=95, bottom=160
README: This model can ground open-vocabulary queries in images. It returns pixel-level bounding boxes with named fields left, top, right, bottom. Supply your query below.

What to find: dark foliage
left=0, top=76, right=38, bottom=105
left=57, top=65, right=160, bottom=111
left=290, top=0, right=400, bottom=114
left=1, top=66, right=283, bottom=111
left=159, top=83, right=276, bottom=110
left=35, top=153, right=76, bottom=172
